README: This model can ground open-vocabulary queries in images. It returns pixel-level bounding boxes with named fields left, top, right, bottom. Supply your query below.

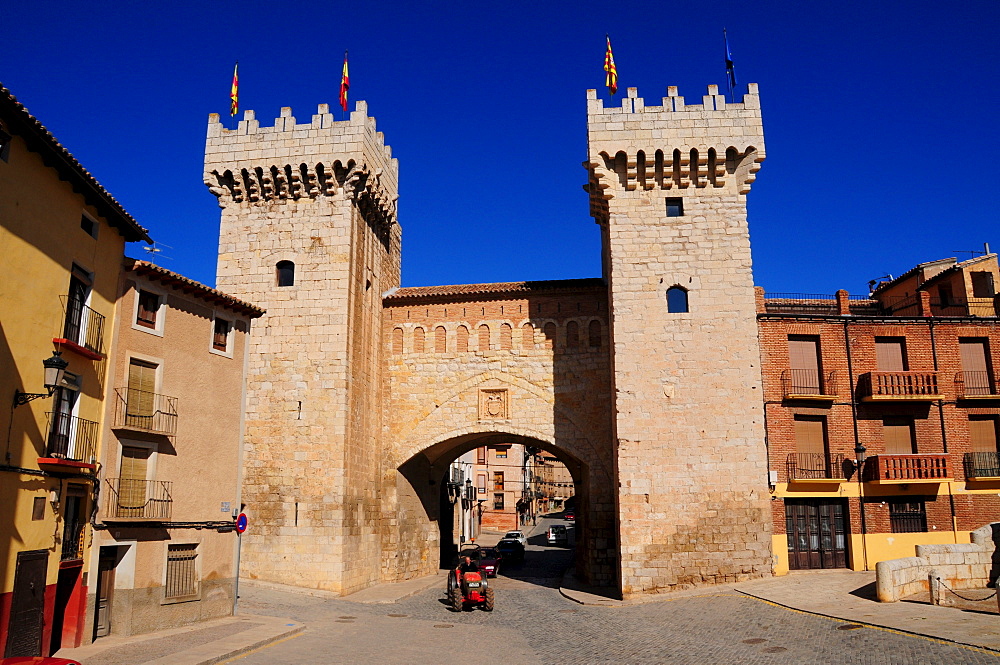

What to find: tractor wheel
left=482, top=586, right=495, bottom=612
left=448, top=587, right=463, bottom=612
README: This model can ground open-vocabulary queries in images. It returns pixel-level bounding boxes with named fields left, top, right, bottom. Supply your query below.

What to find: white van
left=546, top=524, right=568, bottom=545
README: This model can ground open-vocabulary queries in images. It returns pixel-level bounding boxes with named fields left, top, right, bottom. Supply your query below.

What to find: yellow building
left=0, top=84, right=149, bottom=657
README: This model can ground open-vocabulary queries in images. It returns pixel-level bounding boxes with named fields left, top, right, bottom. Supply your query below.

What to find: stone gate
left=206, top=82, right=774, bottom=599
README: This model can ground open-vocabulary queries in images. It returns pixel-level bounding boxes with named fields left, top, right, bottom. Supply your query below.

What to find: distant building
left=0, top=85, right=149, bottom=657
left=87, top=260, right=262, bottom=640
left=758, top=253, right=1000, bottom=572
left=470, top=443, right=526, bottom=532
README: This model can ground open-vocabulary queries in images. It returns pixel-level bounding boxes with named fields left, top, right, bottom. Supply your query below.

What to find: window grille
left=889, top=501, right=927, bottom=533
left=493, top=493, right=504, bottom=510
left=165, top=544, right=199, bottom=599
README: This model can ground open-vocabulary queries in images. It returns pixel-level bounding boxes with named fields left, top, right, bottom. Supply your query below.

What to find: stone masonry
left=585, top=85, right=773, bottom=595
left=206, top=83, right=774, bottom=598
left=207, top=102, right=400, bottom=594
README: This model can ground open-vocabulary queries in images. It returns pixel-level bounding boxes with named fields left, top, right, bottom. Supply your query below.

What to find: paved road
left=230, top=518, right=997, bottom=664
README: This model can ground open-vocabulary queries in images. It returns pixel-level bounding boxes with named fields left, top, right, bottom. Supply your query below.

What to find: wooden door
left=119, top=446, right=150, bottom=517
left=875, top=338, right=906, bottom=371
left=785, top=500, right=847, bottom=570
left=94, top=547, right=117, bottom=639
left=4, top=550, right=48, bottom=657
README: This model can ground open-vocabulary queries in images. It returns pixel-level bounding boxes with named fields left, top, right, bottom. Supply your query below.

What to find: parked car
left=546, top=524, right=568, bottom=545
left=478, top=547, right=502, bottom=577
left=0, top=659, right=83, bottom=664
left=496, top=538, right=525, bottom=563
left=504, top=530, right=527, bottom=546
left=564, top=511, right=575, bottom=521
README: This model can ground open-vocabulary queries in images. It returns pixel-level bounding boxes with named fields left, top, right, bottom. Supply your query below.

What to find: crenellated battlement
left=204, top=101, right=398, bottom=228
left=584, top=84, right=765, bottom=221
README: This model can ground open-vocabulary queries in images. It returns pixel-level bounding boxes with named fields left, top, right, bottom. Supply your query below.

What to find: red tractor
left=447, top=553, right=495, bottom=612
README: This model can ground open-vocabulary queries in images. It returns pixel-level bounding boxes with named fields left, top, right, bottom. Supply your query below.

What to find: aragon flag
left=230, top=62, right=239, bottom=117
left=339, top=51, right=350, bottom=112
left=604, top=35, right=618, bottom=96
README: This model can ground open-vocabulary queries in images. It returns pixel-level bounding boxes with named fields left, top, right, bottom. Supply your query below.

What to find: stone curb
left=148, top=617, right=306, bottom=665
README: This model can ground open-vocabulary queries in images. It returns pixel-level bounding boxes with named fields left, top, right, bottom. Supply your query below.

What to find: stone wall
left=382, top=281, right=617, bottom=586
left=586, top=85, right=773, bottom=596
left=207, top=102, right=400, bottom=594
left=875, top=523, right=1000, bottom=602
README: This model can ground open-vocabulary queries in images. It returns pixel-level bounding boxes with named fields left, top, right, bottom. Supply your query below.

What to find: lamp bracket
left=13, top=390, right=52, bottom=408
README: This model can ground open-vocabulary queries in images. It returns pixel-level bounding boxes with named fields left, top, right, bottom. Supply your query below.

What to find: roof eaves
left=0, top=83, right=152, bottom=244
left=128, top=259, right=265, bottom=317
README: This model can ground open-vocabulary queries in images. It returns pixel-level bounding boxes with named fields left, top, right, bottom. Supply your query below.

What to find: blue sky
left=5, top=1, right=997, bottom=295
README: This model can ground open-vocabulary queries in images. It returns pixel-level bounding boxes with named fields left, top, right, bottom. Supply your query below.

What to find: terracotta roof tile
left=385, top=278, right=606, bottom=302
left=128, top=260, right=264, bottom=317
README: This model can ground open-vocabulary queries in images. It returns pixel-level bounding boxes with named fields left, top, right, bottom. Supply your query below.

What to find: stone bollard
left=929, top=573, right=941, bottom=606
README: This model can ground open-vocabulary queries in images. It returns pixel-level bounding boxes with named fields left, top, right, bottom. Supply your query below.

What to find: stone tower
left=585, top=84, right=773, bottom=596
left=205, top=103, right=400, bottom=593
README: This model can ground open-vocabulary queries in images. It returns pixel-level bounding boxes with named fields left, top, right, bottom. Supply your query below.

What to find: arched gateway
left=207, top=84, right=773, bottom=599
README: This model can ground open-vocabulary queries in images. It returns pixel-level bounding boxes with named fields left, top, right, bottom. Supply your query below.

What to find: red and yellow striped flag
left=339, top=51, right=350, bottom=112
left=229, top=62, right=239, bottom=116
left=604, top=35, right=617, bottom=96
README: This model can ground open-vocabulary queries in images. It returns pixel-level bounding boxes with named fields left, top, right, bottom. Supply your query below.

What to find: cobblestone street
left=230, top=525, right=999, bottom=665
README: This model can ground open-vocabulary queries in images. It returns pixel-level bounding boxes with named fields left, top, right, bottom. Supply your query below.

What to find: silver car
left=504, top=530, right=527, bottom=546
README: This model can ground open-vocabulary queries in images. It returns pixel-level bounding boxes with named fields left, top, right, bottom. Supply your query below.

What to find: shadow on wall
left=989, top=523, right=1000, bottom=588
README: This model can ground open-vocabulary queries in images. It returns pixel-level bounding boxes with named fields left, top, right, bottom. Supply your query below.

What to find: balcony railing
left=859, top=371, right=942, bottom=401
left=786, top=452, right=847, bottom=481
left=103, top=478, right=173, bottom=520
left=60, top=295, right=106, bottom=356
left=955, top=371, right=998, bottom=398
left=781, top=369, right=837, bottom=399
left=44, top=412, right=99, bottom=464
left=61, top=520, right=86, bottom=561
left=113, top=388, right=178, bottom=435
left=929, top=297, right=999, bottom=317
left=862, top=454, right=950, bottom=482
left=964, top=452, right=1000, bottom=479
left=763, top=293, right=838, bottom=315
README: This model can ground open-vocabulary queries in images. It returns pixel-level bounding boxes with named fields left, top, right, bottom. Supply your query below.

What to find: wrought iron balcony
left=964, top=452, right=1000, bottom=480
left=786, top=453, right=847, bottom=482
left=955, top=371, right=999, bottom=399
left=859, top=371, right=943, bottom=401
left=43, top=412, right=99, bottom=465
left=103, top=478, right=173, bottom=521
left=862, top=454, right=950, bottom=483
left=781, top=369, right=837, bottom=400
left=61, top=519, right=86, bottom=561
left=58, top=295, right=106, bottom=358
left=113, top=388, right=178, bottom=435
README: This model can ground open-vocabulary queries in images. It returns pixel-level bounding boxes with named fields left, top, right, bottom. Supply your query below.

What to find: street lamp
left=14, top=352, right=69, bottom=407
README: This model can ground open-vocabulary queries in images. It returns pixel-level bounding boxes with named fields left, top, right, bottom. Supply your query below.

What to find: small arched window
left=566, top=321, right=579, bottom=349
left=276, top=261, right=295, bottom=287
left=543, top=322, right=557, bottom=350
left=478, top=324, right=491, bottom=352
left=392, top=328, right=403, bottom=354
left=435, top=326, right=447, bottom=353
left=667, top=286, right=689, bottom=313
left=499, top=324, right=512, bottom=350
left=521, top=323, right=534, bottom=349
left=588, top=320, right=602, bottom=348
left=456, top=325, right=469, bottom=353
left=414, top=327, right=425, bottom=354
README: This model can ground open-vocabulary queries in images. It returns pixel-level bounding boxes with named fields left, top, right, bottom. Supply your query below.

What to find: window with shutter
left=213, top=318, right=230, bottom=352
left=119, top=445, right=150, bottom=517
left=136, top=290, right=160, bottom=329
left=788, top=336, right=822, bottom=393
left=875, top=338, right=907, bottom=371
left=126, top=360, right=157, bottom=427
left=959, top=339, right=992, bottom=395
left=969, top=417, right=999, bottom=453
left=883, top=417, right=915, bottom=455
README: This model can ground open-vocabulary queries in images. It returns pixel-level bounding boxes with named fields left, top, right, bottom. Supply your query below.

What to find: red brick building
left=759, top=254, right=1000, bottom=573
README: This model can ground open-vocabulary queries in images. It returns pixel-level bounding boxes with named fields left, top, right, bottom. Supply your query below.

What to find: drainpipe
left=843, top=318, right=868, bottom=571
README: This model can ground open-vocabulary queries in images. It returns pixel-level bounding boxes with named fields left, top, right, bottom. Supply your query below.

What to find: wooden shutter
left=960, top=339, right=988, bottom=372
left=969, top=418, right=999, bottom=453
left=875, top=338, right=906, bottom=371
left=789, top=336, right=821, bottom=392
left=127, top=360, right=157, bottom=419
left=119, top=446, right=150, bottom=516
left=883, top=418, right=915, bottom=455
left=794, top=417, right=826, bottom=456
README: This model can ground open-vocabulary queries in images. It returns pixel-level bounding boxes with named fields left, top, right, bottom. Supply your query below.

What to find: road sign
left=236, top=513, right=248, bottom=534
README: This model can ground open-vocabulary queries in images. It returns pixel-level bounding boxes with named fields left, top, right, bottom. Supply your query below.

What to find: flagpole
left=724, top=29, right=734, bottom=103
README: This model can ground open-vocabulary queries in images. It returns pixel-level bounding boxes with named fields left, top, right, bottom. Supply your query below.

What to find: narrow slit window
left=666, top=286, right=689, bottom=313
left=276, top=261, right=295, bottom=287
